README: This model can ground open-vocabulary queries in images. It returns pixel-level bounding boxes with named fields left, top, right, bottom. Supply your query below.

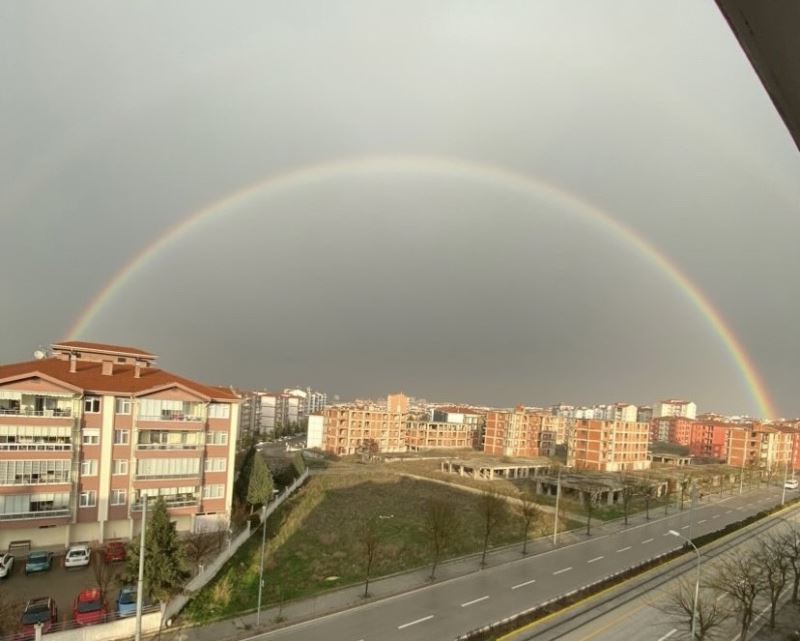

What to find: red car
left=73, top=588, right=107, bottom=626
left=103, top=541, right=127, bottom=563
left=18, top=597, right=57, bottom=640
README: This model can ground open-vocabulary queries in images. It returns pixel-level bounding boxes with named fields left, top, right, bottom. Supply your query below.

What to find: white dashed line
left=642, top=538, right=654, bottom=544
left=712, top=514, right=720, bottom=519
left=553, top=567, right=573, bottom=575
left=461, top=596, right=489, bottom=607
left=726, top=510, right=733, bottom=514
left=511, top=578, right=537, bottom=590
left=587, top=556, right=604, bottom=564
left=398, top=615, right=434, bottom=630
left=681, top=525, right=690, bottom=530
left=657, top=629, right=677, bottom=641
left=617, top=546, right=632, bottom=553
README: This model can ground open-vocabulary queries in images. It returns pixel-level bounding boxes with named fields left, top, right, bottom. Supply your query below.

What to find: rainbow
left=64, top=153, right=777, bottom=419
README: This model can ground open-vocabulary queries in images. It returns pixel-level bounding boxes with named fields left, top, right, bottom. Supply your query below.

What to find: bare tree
left=619, top=477, right=636, bottom=526
left=424, top=499, right=458, bottom=580
left=638, top=481, right=655, bottom=521
left=184, top=530, right=224, bottom=572
left=92, top=552, right=115, bottom=597
left=778, top=524, right=800, bottom=603
left=756, top=534, right=790, bottom=628
left=479, top=491, right=506, bottom=568
left=709, top=553, right=766, bottom=641
left=519, top=492, right=540, bottom=556
left=360, top=518, right=380, bottom=598
left=583, top=489, right=600, bottom=536
left=652, top=577, right=728, bottom=641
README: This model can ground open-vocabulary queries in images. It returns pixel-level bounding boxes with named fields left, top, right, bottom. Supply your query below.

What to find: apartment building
left=650, top=416, right=695, bottom=447
left=726, top=423, right=794, bottom=473
left=654, top=399, right=697, bottom=420
left=0, top=341, right=238, bottom=549
left=484, top=407, right=548, bottom=458
left=637, top=406, right=654, bottom=423
left=567, top=419, right=651, bottom=472
left=688, top=419, right=729, bottom=460
left=405, top=420, right=480, bottom=450
left=321, top=394, right=408, bottom=455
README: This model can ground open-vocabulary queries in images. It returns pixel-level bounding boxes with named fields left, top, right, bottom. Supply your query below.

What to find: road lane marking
left=553, top=567, right=573, bottom=575
left=663, top=532, right=672, bottom=537
left=511, top=578, right=537, bottom=590
left=587, top=556, right=604, bottom=564
left=575, top=603, right=648, bottom=641
left=461, top=595, right=489, bottom=607
left=736, top=506, right=744, bottom=510
left=657, top=629, right=677, bottom=641
left=681, top=525, right=690, bottom=530
left=727, top=510, right=733, bottom=514
left=398, top=615, right=434, bottom=630
left=617, top=546, right=631, bottom=552
left=642, top=538, right=654, bottom=544
left=698, top=519, right=707, bottom=524
left=712, top=514, right=720, bottom=518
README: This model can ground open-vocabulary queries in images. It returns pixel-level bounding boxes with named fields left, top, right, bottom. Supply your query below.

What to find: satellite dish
left=33, top=350, right=46, bottom=360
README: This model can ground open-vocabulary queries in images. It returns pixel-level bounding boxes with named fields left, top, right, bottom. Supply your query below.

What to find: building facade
left=654, top=400, right=697, bottom=420
left=484, top=407, right=546, bottom=458
left=320, top=394, right=408, bottom=455
left=0, top=341, right=238, bottom=549
left=567, top=419, right=651, bottom=472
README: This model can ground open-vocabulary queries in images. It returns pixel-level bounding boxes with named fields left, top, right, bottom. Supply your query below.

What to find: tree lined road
left=243, top=486, right=790, bottom=641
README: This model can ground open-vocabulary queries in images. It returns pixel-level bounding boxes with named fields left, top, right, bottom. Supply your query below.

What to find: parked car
left=19, top=596, right=58, bottom=639
left=73, top=588, right=107, bottom=626
left=64, top=544, right=91, bottom=568
left=785, top=479, right=799, bottom=490
left=103, top=541, right=126, bottom=563
left=24, top=551, right=53, bottom=575
left=0, top=553, right=14, bottom=578
left=116, top=585, right=138, bottom=617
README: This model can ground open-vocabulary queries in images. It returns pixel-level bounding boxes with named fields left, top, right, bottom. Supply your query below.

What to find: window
left=82, top=429, right=100, bottom=445
left=209, top=403, right=230, bottom=419
left=207, top=431, right=228, bottom=446
left=202, top=484, right=225, bottom=499
left=80, top=459, right=97, bottom=476
left=0, top=425, right=71, bottom=451
left=0, top=460, right=71, bottom=485
left=112, top=459, right=128, bottom=475
left=83, top=397, right=101, bottom=413
left=204, top=457, right=227, bottom=473
left=79, top=491, right=96, bottom=507
left=111, top=489, right=126, bottom=506
left=115, top=397, right=131, bottom=414
left=136, top=458, right=200, bottom=478
left=113, top=430, right=129, bottom=445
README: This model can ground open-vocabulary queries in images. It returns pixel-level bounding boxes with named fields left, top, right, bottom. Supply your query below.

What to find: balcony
left=131, top=496, right=199, bottom=511
left=136, top=443, right=202, bottom=451
left=0, top=508, right=71, bottom=521
left=0, top=441, right=72, bottom=451
left=0, top=408, right=72, bottom=418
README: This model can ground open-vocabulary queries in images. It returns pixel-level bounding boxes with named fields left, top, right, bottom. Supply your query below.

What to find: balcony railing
left=0, top=508, right=71, bottom=521
left=134, top=472, right=201, bottom=480
left=131, top=497, right=198, bottom=511
left=0, top=408, right=72, bottom=417
left=136, top=443, right=202, bottom=451
left=0, top=442, right=72, bottom=451
left=137, top=414, right=203, bottom=423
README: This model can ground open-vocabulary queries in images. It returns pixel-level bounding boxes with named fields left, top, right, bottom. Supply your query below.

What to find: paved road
left=517, top=506, right=800, bottom=641
left=217, top=486, right=790, bottom=641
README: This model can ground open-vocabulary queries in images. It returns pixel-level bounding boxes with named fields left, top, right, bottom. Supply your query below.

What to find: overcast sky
left=2, top=1, right=799, bottom=417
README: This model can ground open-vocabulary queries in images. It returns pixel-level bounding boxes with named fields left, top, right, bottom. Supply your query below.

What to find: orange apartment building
left=484, top=407, right=549, bottom=458
left=726, top=423, right=795, bottom=473
left=650, top=416, right=695, bottom=447
left=405, top=420, right=481, bottom=450
left=321, top=393, right=408, bottom=455
left=688, top=419, right=730, bottom=459
left=567, top=419, right=651, bottom=472
left=0, top=341, right=239, bottom=549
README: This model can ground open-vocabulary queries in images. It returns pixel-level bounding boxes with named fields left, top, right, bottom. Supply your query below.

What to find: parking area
left=0, top=550, right=128, bottom=626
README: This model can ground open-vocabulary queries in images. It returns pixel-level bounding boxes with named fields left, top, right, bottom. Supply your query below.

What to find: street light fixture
left=669, top=529, right=700, bottom=641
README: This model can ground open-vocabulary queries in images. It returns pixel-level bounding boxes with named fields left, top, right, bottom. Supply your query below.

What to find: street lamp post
left=134, top=497, right=148, bottom=641
left=553, top=467, right=561, bottom=545
left=256, top=503, right=268, bottom=626
left=669, top=529, right=700, bottom=641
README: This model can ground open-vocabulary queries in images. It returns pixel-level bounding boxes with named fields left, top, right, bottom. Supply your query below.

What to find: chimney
left=101, top=360, right=114, bottom=376
left=134, top=361, right=141, bottom=378
left=69, top=353, right=77, bottom=373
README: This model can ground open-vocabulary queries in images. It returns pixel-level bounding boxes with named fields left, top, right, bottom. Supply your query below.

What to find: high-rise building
left=0, top=341, right=239, bottom=549
left=654, top=400, right=697, bottom=420
left=567, top=419, right=651, bottom=471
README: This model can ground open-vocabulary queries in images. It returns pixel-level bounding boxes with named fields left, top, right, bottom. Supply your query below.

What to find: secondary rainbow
left=65, top=153, right=777, bottom=419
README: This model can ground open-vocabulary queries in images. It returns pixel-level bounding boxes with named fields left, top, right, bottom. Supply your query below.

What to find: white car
left=785, top=479, right=799, bottom=490
left=0, top=553, right=13, bottom=578
left=64, top=544, right=91, bottom=568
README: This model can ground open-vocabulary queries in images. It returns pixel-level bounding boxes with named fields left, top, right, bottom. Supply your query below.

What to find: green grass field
left=185, top=471, right=567, bottom=623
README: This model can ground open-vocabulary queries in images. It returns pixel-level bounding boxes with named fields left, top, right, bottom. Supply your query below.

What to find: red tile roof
left=52, top=341, right=157, bottom=358
left=0, top=358, right=237, bottom=401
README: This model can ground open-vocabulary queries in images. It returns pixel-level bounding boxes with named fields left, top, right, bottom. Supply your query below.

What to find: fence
left=163, top=468, right=309, bottom=622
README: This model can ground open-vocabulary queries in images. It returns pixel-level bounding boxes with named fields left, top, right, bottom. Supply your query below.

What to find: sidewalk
left=157, top=485, right=780, bottom=641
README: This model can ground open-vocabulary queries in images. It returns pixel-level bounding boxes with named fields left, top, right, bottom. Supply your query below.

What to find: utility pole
left=256, top=502, right=268, bottom=625
left=552, top=467, right=561, bottom=545
left=134, top=497, right=147, bottom=641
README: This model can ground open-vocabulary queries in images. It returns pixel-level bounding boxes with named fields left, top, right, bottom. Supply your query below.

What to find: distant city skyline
left=3, top=2, right=799, bottom=418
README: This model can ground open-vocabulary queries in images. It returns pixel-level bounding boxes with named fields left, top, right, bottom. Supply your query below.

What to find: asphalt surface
left=165, top=484, right=792, bottom=641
